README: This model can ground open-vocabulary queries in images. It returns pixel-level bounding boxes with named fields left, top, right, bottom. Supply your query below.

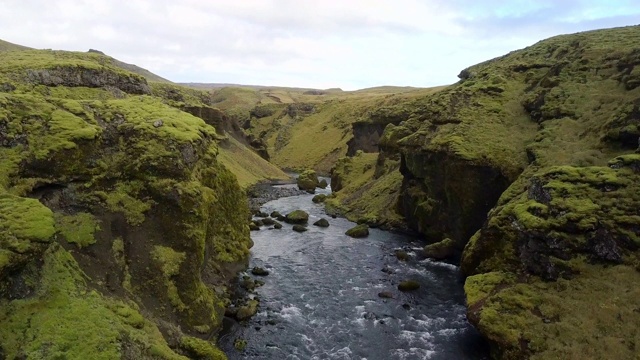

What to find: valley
left=1, top=24, right=639, bottom=360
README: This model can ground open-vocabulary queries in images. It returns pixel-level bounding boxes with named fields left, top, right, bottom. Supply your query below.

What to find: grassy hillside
left=328, top=25, right=640, bottom=359
left=0, top=39, right=31, bottom=52
left=0, top=46, right=267, bottom=359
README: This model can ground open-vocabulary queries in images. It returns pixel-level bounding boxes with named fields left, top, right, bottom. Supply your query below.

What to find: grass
left=0, top=245, right=191, bottom=360
left=326, top=151, right=405, bottom=228
left=216, top=136, right=291, bottom=188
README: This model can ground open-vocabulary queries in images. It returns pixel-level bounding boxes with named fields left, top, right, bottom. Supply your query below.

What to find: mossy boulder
left=313, top=218, right=330, bottom=227
left=312, top=194, right=327, bottom=203
left=398, top=280, right=420, bottom=291
left=318, top=179, right=328, bottom=189
left=235, top=299, right=259, bottom=321
left=270, top=210, right=282, bottom=218
left=261, top=217, right=275, bottom=226
left=273, top=221, right=283, bottom=229
left=394, top=250, right=410, bottom=261
left=292, top=225, right=308, bottom=233
left=249, top=222, right=260, bottom=231
left=297, top=169, right=320, bottom=193
left=345, top=224, right=369, bottom=238
left=251, top=267, right=269, bottom=276
left=424, top=238, right=456, bottom=260
left=285, top=210, right=309, bottom=224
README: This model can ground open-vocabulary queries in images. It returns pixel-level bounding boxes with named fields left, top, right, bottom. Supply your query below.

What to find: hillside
left=0, top=39, right=32, bottom=52
left=0, top=45, right=287, bottom=359
left=329, top=25, right=640, bottom=359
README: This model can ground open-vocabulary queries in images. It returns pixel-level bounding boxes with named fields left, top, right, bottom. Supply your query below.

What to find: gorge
left=1, top=24, right=639, bottom=360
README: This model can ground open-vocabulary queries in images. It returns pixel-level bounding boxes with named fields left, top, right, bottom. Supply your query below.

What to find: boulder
left=394, top=250, right=410, bottom=261
left=312, top=194, right=327, bottom=203
left=285, top=210, right=309, bottom=224
left=254, top=211, right=269, bottom=218
left=249, top=222, right=260, bottom=231
left=270, top=211, right=282, bottom=218
left=424, top=238, right=456, bottom=260
left=378, top=291, right=393, bottom=299
left=235, top=299, right=259, bottom=321
left=251, top=267, right=269, bottom=276
left=261, top=217, right=275, bottom=226
left=253, top=219, right=264, bottom=227
left=313, top=218, right=330, bottom=227
left=297, top=169, right=319, bottom=193
left=345, top=224, right=369, bottom=238
left=273, top=221, right=283, bottom=229
left=398, top=280, right=420, bottom=292
left=292, top=225, right=308, bottom=233
left=318, top=179, right=328, bottom=189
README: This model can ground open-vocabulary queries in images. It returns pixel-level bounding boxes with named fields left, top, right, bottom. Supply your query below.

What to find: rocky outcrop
left=462, top=157, right=640, bottom=359
left=0, top=50, right=252, bottom=358
left=346, top=122, right=387, bottom=156
left=296, top=169, right=320, bottom=193
left=424, top=238, right=456, bottom=260
left=26, top=66, right=151, bottom=94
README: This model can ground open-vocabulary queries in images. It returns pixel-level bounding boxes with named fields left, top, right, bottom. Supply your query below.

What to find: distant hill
left=87, top=49, right=172, bottom=83
left=0, top=39, right=32, bottom=52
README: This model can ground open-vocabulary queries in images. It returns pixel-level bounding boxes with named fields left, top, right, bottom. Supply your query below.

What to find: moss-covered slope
left=354, top=25, right=640, bottom=358
left=0, top=48, right=254, bottom=358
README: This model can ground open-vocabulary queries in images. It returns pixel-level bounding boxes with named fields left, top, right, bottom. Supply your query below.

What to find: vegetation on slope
left=0, top=45, right=258, bottom=358
left=333, top=25, right=640, bottom=359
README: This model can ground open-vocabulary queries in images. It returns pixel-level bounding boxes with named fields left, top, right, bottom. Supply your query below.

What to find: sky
left=1, top=1, right=639, bottom=90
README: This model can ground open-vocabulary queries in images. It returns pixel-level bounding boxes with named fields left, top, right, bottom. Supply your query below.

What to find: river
left=219, top=184, right=489, bottom=360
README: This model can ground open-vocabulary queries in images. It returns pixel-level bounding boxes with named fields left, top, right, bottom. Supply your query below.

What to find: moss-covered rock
left=297, top=169, right=319, bottom=193
left=461, top=158, right=640, bottom=359
left=312, top=194, right=327, bottom=203
left=292, top=225, right=308, bottom=233
left=0, top=47, right=254, bottom=358
left=345, top=224, right=369, bottom=238
left=313, top=218, right=330, bottom=227
left=285, top=210, right=309, bottom=224
left=398, top=280, right=420, bottom=291
left=424, top=238, right=456, bottom=260
left=251, top=267, right=269, bottom=276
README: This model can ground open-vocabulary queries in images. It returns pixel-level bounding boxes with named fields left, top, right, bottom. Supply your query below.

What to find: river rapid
left=220, top=184, right=489, bottom=360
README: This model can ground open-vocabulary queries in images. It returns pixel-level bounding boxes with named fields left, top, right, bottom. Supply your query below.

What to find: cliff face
left=382, top=25, right=640, bottom=358
left=0, top=49, right=253, bottom=359
left=327, top=25, right=640, bottom=359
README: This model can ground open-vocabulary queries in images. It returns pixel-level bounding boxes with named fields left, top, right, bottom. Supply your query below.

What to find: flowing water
left=219, top=185, right=489, bottom=360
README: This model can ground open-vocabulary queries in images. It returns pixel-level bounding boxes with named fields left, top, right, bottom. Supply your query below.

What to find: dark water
left=220, top=185, right=488, bottom=360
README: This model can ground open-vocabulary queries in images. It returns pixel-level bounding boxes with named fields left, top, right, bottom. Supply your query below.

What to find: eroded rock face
left=400, top=151, right=512, bottom=248
left=26, top=67, right=151, bottom=94
left=461, top=157, right=640, bottom=359
left=0, top=84, right=251, bottom=357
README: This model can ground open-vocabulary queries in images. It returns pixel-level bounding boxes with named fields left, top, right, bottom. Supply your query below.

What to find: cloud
left=0, top=0, right=638, bottom=89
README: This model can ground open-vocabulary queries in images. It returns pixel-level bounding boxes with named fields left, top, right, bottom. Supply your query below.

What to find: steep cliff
left=0, top=48, right=254, bottom=358
left=368, top=25, right=640, bottom=358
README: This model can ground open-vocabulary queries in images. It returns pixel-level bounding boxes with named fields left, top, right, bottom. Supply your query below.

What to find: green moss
left=98, top=181, right=153, bottom=225
left=326, top=152, right=405, bottom=228
left=468, top=265, right=640, bottom=360
left=180, top=336, right=227, bottom=360
left=0, top=194, right=55, bottom=243
left=0, top=245, right=187, bottom=360
left=464, top=271, right=515, bottom=307
left=152, top=245, right=187, bottom=311
left=54, top=212, right=100, bottom=248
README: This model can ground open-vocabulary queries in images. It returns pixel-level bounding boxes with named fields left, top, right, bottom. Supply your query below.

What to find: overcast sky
left=1, top=1, right=639, bottom=90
